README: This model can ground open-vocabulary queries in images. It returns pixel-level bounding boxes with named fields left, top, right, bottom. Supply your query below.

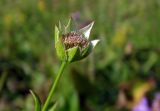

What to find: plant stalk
left=42, top=61, right=68, bottom=111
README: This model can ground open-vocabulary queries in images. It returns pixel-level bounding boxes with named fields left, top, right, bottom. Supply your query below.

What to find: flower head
left=55, top=19, right=99, bottom=62
left=62, top=32, right=88, bottom=51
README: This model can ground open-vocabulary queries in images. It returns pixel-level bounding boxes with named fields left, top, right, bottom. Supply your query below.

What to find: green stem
left=42, top=61, right=68, bottom=111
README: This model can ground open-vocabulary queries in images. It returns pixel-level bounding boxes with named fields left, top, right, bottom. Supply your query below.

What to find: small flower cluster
left=62, top=32, right=88, bottom=50
left=55, top=19, right=99, bottom=62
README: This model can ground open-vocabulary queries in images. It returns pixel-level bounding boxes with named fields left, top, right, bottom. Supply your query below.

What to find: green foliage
left=30, top=90, right=41, bottom=111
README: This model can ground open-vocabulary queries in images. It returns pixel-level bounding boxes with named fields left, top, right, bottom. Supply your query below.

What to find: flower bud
left=55, top=19, right=99, bottom=62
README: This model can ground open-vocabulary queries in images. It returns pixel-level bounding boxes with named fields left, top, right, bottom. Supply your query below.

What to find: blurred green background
left=0, top=0, right=160, bottom=111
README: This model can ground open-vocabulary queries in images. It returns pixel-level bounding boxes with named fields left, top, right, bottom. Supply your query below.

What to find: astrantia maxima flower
left=55, top=19, right=99, bottom=62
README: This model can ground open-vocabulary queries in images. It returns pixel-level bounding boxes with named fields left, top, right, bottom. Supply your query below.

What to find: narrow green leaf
left=55, top=25, right=66, bottom=61
left=55, top=25, right=59, bottom=43
left=58, top=21, right=62, bottom=31
left=49, top=102, right=58, bottom=111
left=58, top=21, right=66, bottom=34
left=55, top=40, right=65, bottom=61
left=65, top=19, right=71, bottom=30
left=65, top=18, right=77, bottom=33
left=143, top=52, right=158, bottom=73
left=69, top=18, right=77, bottom=32
left=69, top=93, right=79, bottom=111
left=64, top=19, right=71, bottom=34
left=30, top=90, right=41, bottom=111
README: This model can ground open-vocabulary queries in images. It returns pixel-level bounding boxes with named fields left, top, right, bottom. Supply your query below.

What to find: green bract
left=55, top=19, right=99, bottom=62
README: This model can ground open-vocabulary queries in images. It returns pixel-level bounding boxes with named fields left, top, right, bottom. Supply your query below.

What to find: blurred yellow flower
left=132, top=81, right=155, bottom=107
left=38, top=0, right=46, bottom=12
left=3, top=14, right=12, bottom=27
left=112, top=23, right=132, bottom=48
left=3, top=10, right=26, bottom=28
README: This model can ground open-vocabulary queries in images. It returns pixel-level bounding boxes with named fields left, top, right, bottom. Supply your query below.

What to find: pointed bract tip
left=91, top=39, right=100, bottom=48
left=79, top=21, right=95, bottom=39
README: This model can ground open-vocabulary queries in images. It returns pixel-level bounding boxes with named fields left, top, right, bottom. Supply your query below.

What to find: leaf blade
left=49, top=101, right=58, bottom=111
left=30, top=90, right=41, bottom=111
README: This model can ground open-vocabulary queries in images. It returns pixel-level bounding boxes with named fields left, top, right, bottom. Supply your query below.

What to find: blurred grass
left=0, top=0, right=160, bottom=111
